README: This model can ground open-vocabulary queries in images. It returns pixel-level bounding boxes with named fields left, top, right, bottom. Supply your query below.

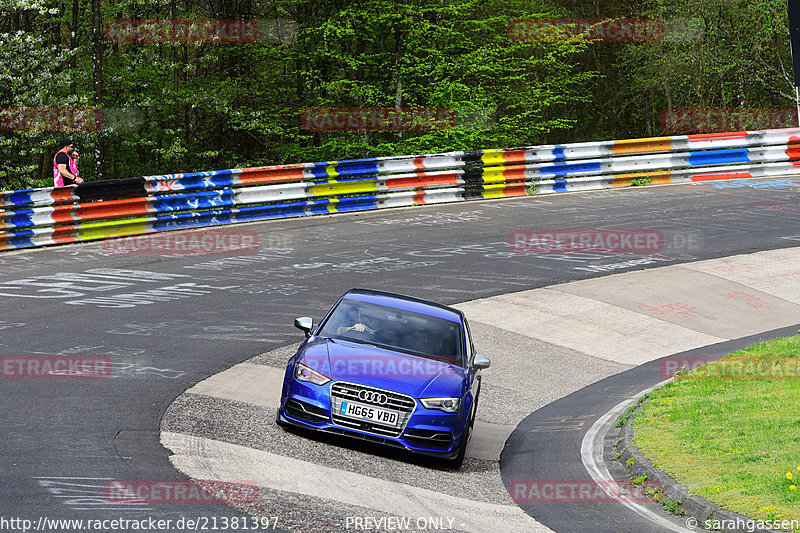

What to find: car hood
left=298, top=337, right=467, bottom=399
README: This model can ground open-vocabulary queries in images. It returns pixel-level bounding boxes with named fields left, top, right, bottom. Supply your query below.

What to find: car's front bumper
left=278, top=380, right=468, bottom=459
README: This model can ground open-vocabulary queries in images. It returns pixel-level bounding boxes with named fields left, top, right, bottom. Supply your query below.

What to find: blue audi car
left=276, top=289, right=490, bottom=468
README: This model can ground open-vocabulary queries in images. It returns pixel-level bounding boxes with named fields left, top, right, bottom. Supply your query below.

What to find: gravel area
left=162, top=393, right=511, bottom=506
left=230, top=487, right=463, bottom=533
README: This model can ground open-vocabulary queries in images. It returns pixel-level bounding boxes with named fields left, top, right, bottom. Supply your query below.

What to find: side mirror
left=472, top=354, right=491, bottom=370
left=294, top=317, right=313, bottom=337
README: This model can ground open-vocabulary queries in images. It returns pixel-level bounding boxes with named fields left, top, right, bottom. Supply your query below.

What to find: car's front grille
left=330, top=382, right=415, bottom=438
left=285, top=398, right=329, bottom=424
left=404, top=428, right=453, bottom=450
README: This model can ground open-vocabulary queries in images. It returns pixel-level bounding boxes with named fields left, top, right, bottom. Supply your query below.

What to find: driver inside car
left=337, top=307, right=381, bottom=337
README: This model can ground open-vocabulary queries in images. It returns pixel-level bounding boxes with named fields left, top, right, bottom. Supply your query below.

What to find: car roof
left=341, top=288, right=463, bottom=323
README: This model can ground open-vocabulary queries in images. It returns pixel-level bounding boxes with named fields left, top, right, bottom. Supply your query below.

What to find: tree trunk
left=92, top=0, right=104, bottom=180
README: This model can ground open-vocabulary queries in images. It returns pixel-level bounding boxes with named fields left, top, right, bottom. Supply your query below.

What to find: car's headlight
left=294, top=362, right=331, bottom=386
left=420, top=397, right=461, bottom=413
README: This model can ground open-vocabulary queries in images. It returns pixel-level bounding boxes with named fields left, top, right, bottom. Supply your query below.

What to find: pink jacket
left=53, top=151, right=79, bottom=187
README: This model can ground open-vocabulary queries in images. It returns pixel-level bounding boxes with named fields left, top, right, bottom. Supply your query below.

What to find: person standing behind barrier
left=53, top=138, right=84, bottom=187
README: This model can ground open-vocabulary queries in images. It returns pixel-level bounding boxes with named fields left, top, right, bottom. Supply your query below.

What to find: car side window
left=464, top=318, right=475, bottom=365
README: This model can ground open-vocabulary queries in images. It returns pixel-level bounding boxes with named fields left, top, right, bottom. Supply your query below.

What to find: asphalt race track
left=3, top=176, right=800, bottom=532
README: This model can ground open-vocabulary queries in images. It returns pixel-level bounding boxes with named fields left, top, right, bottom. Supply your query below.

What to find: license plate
left=339, top=400, right=399, bottom=426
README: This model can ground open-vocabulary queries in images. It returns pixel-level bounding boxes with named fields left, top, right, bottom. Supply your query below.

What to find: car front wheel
left=446, top=397, right=476, bottom=469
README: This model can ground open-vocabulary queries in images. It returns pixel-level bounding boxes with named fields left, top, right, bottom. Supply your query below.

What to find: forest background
left=0, top=0, right=794, bottom=190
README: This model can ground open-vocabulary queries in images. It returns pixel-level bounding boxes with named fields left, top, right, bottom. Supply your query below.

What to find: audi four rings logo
left=358, top=390, right=388, bottom=405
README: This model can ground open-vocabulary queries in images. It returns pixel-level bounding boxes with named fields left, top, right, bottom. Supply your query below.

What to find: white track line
left=163, top=432, right=553, bottom=533
left=580, top=379, right=695, bottom=533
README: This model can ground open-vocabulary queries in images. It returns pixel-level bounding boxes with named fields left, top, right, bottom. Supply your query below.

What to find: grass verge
left=632, top=334, right=800, bottom=527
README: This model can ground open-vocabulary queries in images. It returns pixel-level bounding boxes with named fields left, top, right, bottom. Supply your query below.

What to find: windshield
left=318, top=299, right=464, bottom=367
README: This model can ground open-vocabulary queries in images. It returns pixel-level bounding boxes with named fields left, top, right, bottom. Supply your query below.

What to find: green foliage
left=2, top=0, right=799, bottom=190
left=614, top=0, right=795, bottom=135
left=661, top=497, right=686, bottom=516
left=615, top=394, right=648, bottom=427
left=634, top=334, right=800, bottom=524
left=644, top=485, right=664, bottom=501
left=1, top=0, right=599, bottom=188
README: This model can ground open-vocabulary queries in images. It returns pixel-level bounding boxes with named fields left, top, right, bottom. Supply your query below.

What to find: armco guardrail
left=3, top=128, right=800, bottom=251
